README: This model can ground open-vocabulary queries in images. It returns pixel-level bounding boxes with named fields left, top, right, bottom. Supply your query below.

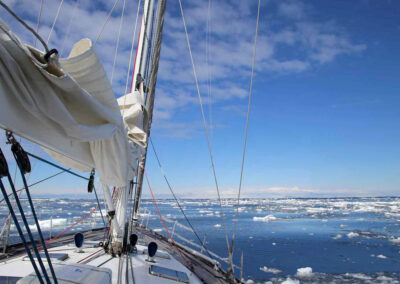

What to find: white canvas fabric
left=0, top=20, right=137, bottom=186
left=117, top=90, right=148, bottom=147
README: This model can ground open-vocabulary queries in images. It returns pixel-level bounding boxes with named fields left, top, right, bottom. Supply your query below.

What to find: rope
left=5, top=168, right=51, bottom=283
left=26, top=152, right=89, bottom=180
left=0, top=177, right=44, bottom=284
left=60, top=0, right=80, bottom=55
left=229, top=0, right=262, bottom=272
left=0, top=0, right=49, bottom=53
left=205, top=0, right=213, bottom=141
left=46, top=0, right=64, bottom=44
left=94, top=186, right=106, bottom=228
left=144, top=170, right=190, bottom=267
left=0, top=169, right=66, bottom=204
left=77, top=248, right=103, bottom=264
left=13, top=148, right=58, bottom=283
left=94, top=0, right=120, bottom=46
left=122, top=0, right=142, bottom=116
left=110, top=0, right=126, bottom=85
left=149, top=138, right=215, bottom=260
left=39, top=205, right=100, bottom=248
left=34, top=0, right=44, bottom=47
left=177, top=0, right=230, bottom=255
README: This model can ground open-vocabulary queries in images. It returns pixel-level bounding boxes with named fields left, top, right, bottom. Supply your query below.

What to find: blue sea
left=2, top=197, right=400, bottom=283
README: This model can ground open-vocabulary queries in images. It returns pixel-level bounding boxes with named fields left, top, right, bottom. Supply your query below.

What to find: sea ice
left=253, top=215, right=277, bottom=222
left=376, top=254, right=387, bottom=259
left=296, top=267, right=313, bottom=278
left=345, top=273, right=372, bottom=280
left=389, top=237, right=400, bottom=244
left=347, top=232, right=360, bottom=238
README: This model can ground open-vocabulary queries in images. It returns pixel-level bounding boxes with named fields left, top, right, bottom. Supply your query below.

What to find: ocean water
left=1, top=197, right=400, bottom=283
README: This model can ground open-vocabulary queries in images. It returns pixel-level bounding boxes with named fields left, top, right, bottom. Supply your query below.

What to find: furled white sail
left=117, top=90, right=148, bottom=147
left=0, top=20, right=142, bottom=187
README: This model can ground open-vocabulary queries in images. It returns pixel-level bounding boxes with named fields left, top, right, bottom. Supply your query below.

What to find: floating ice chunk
left=389, top=237, right=400, bottom=244
left=333, top=234, right=343, bottom=240
left=345, top=273, right=372, bottom=280
left=282, top=278, right=300, bottom=284
left=272, top=242, right=276, bottom=246
left=377, top=275, right=394, bottom=281
left=253, top=215, right=277, bottom=222
left=259, top=266, right=282, bottom=274
left=296, top=267, right=313, bottom=278
left=28, top=218, right=67, bottom=230
left=376, top=254, right=387, bottom=259
left=245, top=280, right=254, bottom=284
left=214, top=224, right=221, bottom=228
left=347, top=232, right=359, bottom=238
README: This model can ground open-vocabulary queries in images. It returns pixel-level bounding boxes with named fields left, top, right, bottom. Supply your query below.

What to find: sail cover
left=0, top=20, right=139, bottom=187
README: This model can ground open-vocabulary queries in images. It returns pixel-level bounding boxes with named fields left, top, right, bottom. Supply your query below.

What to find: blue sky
left=1, top=0, right=400, bottom=198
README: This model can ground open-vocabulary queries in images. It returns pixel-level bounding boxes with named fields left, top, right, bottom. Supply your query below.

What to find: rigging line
left=144, top=170, right=191, bottom=267
left=0, top=0, right=49, bottom=53
left=34, top=0, right=44, bottom=47
left=110, top=0, right=126, bottom=85
left=26, top=151, right=89, bottom=181
left=94, top=186, right=107, bottom=228
left=46, top=0, right=64, bottom=44
left=5, top=170, right=52, bottom=283
left=229, top=0, right=261, bottom=268
left=94, top=0, right=120, bottom=46
left=177, top=0, right=231, bottom=254
left=0, top=169, right=67, bottom=204
left=0, top=138, right=43, bottom=244
left=39, top=205, right=100, bottom=248
left=0, top=179, right=44, bottom=284
left=60, top=0, right=80, bottom=55
left=206, top=0, right=213, bottom=142
left=149, top=137, right=215, bottom=261
left=14, top=153, right=58, bottom=283
left=122, top=0, right=142, bottom=116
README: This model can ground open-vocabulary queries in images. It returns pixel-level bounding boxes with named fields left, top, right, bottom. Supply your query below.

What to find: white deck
left=0, top=241, right=202, bottom=283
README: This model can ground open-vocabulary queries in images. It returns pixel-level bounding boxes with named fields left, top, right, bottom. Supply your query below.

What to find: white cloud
left=0, top=0, right=366, bottom=139
left=278, top=1, right=305, bottom=19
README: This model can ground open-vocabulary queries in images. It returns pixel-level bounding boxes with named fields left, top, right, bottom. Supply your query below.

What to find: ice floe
left=347, top=232, right=360, bottom=238
left=296, top=267, right=313, bottom=278
left=253, top=215, right=277, bottom=222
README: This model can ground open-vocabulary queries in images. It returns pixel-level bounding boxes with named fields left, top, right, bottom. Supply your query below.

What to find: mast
left=132, top=0, right=167, bottom=223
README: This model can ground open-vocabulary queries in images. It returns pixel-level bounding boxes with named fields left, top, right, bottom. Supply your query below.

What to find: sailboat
left=0, top=0, right=260, bottom=283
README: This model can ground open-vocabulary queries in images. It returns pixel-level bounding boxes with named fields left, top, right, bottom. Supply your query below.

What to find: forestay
left=0, top=20, right=145, bottom=187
